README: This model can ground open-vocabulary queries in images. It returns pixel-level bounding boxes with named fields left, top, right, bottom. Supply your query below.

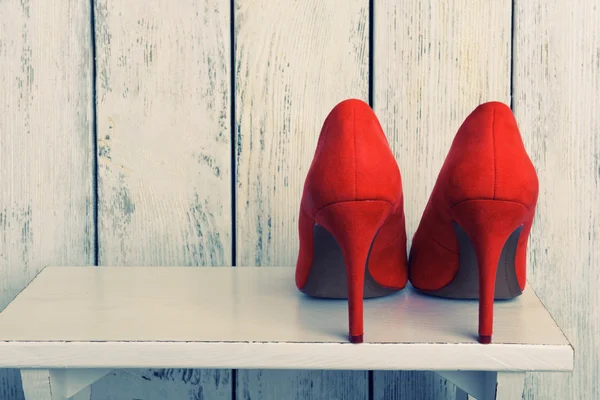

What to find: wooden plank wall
left=0, top=0, right=598, bottom=399
left=0, top=0, right=95, bottom=399
left=513, top=1, right=600, bottom=398
left=371, top=2, right=511, bottom=398
left=234, top=1, right=370, bottom=398
left=91, top=0, right=232, bottom=398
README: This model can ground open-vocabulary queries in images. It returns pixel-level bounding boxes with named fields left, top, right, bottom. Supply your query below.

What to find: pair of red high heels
left=295, top=99, right=538, bottom=344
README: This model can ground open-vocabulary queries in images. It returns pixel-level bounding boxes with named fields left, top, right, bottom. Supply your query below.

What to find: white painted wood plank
left=93, top=0, right=232, bottom=398
left=513, top=1, right=600, bottom=399
left=91, top=369, right=230, bottom=400
left=95, top=0, right=232, bottom=267
left=234, top=0, right=369, bottom=397
left=0, top=267, right=573, bottom=371
left=234, top=0, right=369, bottom=266
left=373, top=0, right=512, bottom=242
left=238, top=370, right=367, bottom=400
left=372, top=1, right=512, bottom=399
left=0, top=0, right=94, bottom=398
left=1, top=340, right=573, bottom=372
left=373, top=371, right=457, bottom=400
left=0, top=267, right=569, bottom=346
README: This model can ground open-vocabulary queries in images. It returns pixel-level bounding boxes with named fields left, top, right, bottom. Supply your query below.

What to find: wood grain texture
left=513, top=1, right=600, bottom=398
left=235, top=0, right=369, bottom=266
left=373, top=372, right=457, bottom=400
left=0, top=0, right=94, bottom=398
left=92, top=369, right=230, bottom=400
left=238, top=370, right=367, bottom=400
left=93, top=0, right=232, bottom=398
left=95, top=0, right=232, bottom=267
left=372, top=1, right=512, bottom=399
left=234, top=0, right=369, bottom=398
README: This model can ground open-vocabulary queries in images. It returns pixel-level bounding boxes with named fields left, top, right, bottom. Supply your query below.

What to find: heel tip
left=350, top=334, right=363, bottom=344
left=479, top=335, right=492, bottom=344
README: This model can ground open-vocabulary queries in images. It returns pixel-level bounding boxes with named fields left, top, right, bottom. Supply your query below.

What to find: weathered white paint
left=18, top=370, right=527, bottom=400
left=0, top=267, right=573, bottom=373
left=373, top=371, right=456, bottom=400
left=94, top=0, right=232, bottom=267
left=513, top=1, right=600, bottom=399
left=373, top=372, right=464, bottom=400
left=0, top=0, right=94, bottom=398
left=373, top=0, right=512, bottom=242
left=234, top=0, right=370, bottom=398
left=372, top=1, right=513, bottom=399
left=234, top=0, right=369, bottom=266
left=91, top=369, right=230, bottom=400
left=93, top=0, right=232, bottom=398
left=0, top=0, right=596, bottom=399
left=237, top=370, right=368, bottom=400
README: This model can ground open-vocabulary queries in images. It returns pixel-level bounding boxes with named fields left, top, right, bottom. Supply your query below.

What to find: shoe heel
left=315, top=200, right=392, bottom=343
left=451, top=200, right=530, bottom=344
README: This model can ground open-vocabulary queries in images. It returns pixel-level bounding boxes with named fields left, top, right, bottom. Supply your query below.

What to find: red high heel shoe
left=408, top=101, right=539, bottom=344
left=295, top=98, right=408, bottom=343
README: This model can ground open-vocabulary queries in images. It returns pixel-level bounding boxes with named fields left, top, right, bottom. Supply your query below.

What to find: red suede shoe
left=295, top=98, right=408, bottom=343
left=408, top=101, right=539, bottom=344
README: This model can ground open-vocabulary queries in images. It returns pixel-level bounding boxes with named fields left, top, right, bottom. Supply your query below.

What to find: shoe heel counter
left=302, top=99, right=402, bottom=212
left=492, top=107, right=539, bottom=207
left=441, top=102, right=538, bottom=208
left=354, top=114, right=403, bottom=203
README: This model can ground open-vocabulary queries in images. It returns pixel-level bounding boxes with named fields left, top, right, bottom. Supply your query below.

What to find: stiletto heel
left=316, top=201, right=393, bottom=343
left=408, top=101, right=539, bottom=343
left=451, top=200, right=531, bottom=344
left=295, top=98, right=408, bottom=343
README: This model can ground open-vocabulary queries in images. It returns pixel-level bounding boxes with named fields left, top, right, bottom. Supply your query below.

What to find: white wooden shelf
left=0, top=266, right=573, bottom=400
